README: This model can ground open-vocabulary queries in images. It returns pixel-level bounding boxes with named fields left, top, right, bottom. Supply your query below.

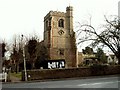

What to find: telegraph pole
left=21, top=35, right=27, bottom=81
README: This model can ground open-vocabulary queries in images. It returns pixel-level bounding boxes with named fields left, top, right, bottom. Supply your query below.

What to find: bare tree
left=10, top=34, right=29, bottom=72
left=76, top=15, right=120, bottom=64
left=10, top=35, right=22, bottom=73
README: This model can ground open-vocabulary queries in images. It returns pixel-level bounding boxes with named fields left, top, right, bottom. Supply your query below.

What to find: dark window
left=59, top=49, right=64, bottom=55
left=58, top=19, right=64, bottom=28
left=46, top=21, right=48, bottom=30
left=46, top=20, right=51, bottom=30
left=48, top=18, right=51, bottom=26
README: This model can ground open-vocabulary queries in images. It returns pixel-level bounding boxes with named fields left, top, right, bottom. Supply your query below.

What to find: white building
left=107, top=54, right=118, bottom=64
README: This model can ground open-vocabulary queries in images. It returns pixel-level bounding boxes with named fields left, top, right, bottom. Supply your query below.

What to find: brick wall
left=22, top=65, right=120, bottom=81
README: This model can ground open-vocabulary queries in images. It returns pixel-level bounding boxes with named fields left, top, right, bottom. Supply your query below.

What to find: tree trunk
left=117, top=55, right=120, bottom=65
left=30, top=57, right=35, bottom=69
left=15, top=64, right=19, bottom=73
left=116, top=51, right=120, bottom=65
left=32, top=63, right=35, bottom=69
left=118, top=58, right=120, bottom=65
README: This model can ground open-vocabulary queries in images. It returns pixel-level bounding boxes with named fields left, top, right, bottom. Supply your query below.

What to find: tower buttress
left=66, top=6, right=73, bottom=35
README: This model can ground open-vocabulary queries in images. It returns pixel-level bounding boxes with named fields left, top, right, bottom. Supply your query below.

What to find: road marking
left=77, top=81, right=120, bottom=86
left=86, top=76, right=118, bottom=81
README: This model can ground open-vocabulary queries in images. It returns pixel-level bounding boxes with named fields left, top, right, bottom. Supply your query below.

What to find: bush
left=90, top=64, right=108, bottom=75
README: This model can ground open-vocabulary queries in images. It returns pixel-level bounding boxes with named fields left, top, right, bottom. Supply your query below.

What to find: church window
left=46, top=21, right=48, bottom=30
left=46, top=20, right=51, bottom=30
left=59, top=49, right=64, bottom=55
left=48, top=18, right=51, bottom=26
left=58, top=19, right=64, bottom=28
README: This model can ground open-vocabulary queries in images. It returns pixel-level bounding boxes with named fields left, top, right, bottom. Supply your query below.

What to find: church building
left=43, top=6, right=77, bottom=68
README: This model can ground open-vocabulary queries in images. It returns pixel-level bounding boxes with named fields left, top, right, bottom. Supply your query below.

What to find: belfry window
left=46, top=21, right=48, bottom=30
left=46, top=19, right=51, bottom=30
left=58, top=19, right=64, bottom=28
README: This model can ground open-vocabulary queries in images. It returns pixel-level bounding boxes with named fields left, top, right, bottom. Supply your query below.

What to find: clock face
left=58, top=30, right=64, bottom=35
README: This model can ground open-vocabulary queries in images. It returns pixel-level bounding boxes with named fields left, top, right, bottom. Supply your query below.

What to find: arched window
left=58, top=19, right=64, bottom=28
left=59, top=48, right=64, bottom=55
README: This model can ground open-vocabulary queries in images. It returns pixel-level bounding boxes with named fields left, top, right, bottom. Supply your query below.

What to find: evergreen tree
left=95, top=48, right=107, bottom=63
left=27, top=38, right=37, bottom=69
left=2, top=43, right=6, bottom=57
left=82, top=46, right=94, bottom=54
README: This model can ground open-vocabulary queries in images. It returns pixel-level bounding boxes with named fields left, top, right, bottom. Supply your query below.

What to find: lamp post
left=21, top=35, right=27, bottom=81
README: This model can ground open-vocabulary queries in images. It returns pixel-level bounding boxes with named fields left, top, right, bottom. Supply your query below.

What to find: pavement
left=6, top=73, right=120, bottom=83
left=10, top=74, right=21, bottom=83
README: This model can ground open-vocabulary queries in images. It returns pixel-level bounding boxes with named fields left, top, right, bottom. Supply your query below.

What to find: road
left=2, top=75, right=120, bottom=89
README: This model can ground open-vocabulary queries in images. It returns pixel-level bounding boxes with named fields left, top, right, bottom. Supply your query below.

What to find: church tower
left=44, top=6, right=77, bottom=67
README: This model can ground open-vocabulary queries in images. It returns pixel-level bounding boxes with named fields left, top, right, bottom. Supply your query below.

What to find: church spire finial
left=69, top=2, right=70, bottom=6
left=68, top=0, right=71, bottom=6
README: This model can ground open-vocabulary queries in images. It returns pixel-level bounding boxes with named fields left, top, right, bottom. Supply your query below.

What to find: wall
left=22, top=65, right=120, bottom=81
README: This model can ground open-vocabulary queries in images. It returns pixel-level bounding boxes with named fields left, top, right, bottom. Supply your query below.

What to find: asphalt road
left=2, top=75, right=120, bottom=90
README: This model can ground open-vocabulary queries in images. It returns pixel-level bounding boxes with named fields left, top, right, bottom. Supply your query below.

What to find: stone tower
left=44, top=6, right=77, bottom=67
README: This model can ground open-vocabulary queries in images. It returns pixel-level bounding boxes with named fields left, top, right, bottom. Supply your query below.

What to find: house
left=77, top=52, right=98, bottom=66
left=107, top=54, right=118, bottom=64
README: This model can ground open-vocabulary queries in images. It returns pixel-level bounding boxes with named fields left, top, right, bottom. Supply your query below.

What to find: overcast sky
left=0, top=0, right=119, bottom=44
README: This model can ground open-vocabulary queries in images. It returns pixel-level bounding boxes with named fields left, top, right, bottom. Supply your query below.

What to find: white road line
left=77, top=81, right=120, bottom=86
left=87, top=77, right=118, bottom=80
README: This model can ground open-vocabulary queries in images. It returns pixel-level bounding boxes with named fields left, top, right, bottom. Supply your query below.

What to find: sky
left=0, top=0, right=119, bottom=50
left=118, top=1, right=120, bottom=17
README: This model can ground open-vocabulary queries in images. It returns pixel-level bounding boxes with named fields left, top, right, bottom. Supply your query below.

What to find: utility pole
left=21, top=35, right=27, bottom=81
